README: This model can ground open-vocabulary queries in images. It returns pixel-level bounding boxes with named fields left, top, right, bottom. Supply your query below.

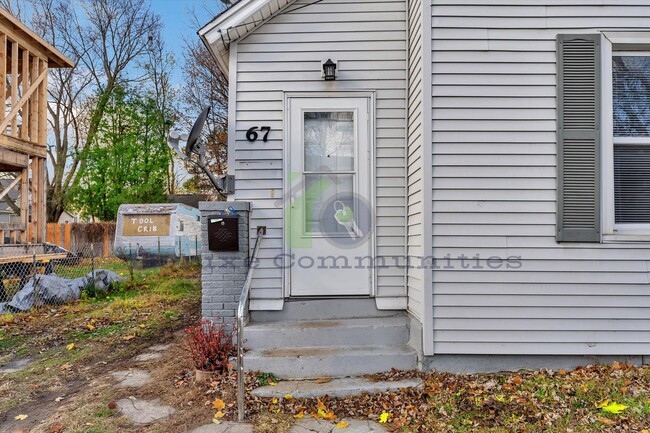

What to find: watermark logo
left=278, top=169, right=374, bottom=250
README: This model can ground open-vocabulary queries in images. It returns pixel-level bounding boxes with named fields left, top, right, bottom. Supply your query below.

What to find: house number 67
left=246, top=126, right=271, bottom=142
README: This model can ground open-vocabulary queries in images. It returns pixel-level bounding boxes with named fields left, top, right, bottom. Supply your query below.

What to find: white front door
left=286, top=96, right=372, bottom=296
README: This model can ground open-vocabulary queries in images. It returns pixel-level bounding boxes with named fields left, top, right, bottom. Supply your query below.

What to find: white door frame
left=283, top=91, right=376, bottom=298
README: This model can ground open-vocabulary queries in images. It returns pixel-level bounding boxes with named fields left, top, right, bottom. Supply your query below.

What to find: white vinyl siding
left=407, top=0, right=425, bottom=320
left=234, top=0, right=407, bottom=306
left=430, top=1, right=650, bottom=354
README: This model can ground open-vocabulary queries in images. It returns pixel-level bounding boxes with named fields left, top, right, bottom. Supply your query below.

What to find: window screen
left=613, top=54, right=650, bottom=224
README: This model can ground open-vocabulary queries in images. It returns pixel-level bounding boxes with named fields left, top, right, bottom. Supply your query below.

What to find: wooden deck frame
left=0, top=9, right=73, bottom=245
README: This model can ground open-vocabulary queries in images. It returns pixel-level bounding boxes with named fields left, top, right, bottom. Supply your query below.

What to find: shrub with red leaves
left=184, top=319, right=236, bottom=373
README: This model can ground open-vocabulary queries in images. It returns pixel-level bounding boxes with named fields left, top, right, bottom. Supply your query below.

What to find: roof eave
left=198, top=0, right=295, bottom=80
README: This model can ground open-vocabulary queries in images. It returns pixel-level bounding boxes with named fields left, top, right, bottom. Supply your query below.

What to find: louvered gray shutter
left=557, top=34, right=601, bottom=242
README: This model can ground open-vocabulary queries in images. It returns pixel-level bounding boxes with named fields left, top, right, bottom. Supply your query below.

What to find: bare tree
left=180, top=38, right=228, bottom=193
left=179, top=1, right=229, bottom=195
left=24, top=0, right=163, bottom=221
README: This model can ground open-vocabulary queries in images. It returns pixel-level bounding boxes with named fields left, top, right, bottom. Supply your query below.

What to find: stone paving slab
left=0, top=357, right=33, bottom=374
left=149, top=343, right=173, bottom=351
left=116, top=398, right=175, bottom=424
left=290, top=418, right=388, bottom=433
left=252, top=377, right=423, bottom=399
left=187, top=423, right=254, bottom=433
left=186, top=418, right=387, bottom=433
left=134, top=352, right=162, bottom=362
left=111, top=370, right=152, bottom=387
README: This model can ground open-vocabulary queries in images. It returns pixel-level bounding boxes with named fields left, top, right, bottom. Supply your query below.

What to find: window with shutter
left=557, top=34, right=601, bottom=242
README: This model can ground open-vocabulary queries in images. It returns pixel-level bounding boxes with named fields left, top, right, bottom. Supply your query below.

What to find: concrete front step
left=244, top=345, right=417, bottom=379
left=250, top=298, right=401, bottom=322
left=243, top=316, right=409, bottom=350
left=252, top=377, right=424, bottom=399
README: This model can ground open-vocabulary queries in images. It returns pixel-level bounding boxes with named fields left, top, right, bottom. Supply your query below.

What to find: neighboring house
left=0, top=178, right=21, bottom=225
left=198, top=0, right=650, bottom=374
left=58, top=210, right=80, bottom=224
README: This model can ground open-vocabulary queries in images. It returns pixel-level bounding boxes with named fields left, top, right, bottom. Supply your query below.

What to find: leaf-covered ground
left=1, top=262, right=648, bottom=433
left=0, top=259, right=203, bottom=432
left=201, top=363, right=649, bottom=433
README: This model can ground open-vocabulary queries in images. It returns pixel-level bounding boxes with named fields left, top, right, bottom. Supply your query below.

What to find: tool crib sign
left=122, top=214, right=171, bottom=236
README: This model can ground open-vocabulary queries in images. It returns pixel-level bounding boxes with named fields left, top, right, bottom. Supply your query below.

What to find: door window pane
left=303, top=174, right=353, bottom=234
left=304, top=112, right=354, bottom=172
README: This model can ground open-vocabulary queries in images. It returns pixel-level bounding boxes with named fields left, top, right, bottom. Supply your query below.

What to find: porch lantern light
left=323, top=59, right=337, bottom=81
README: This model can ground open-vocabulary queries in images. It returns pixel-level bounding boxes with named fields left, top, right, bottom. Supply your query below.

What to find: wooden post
left=10, top=40, right=18, bottom=136
left=29, top=55, right=39, bottom=143
left=0, top=34, right=6, bottom=124
left=20, top=166, right=28, bottom=242
left=20, top=48, right=29, bottom=140
left=38, top=58, right=47, bottom=147
left=30, top=157, right=39, bottom=242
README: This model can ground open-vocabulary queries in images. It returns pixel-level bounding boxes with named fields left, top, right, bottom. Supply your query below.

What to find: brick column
left=199, top=201, right=251, bottom=325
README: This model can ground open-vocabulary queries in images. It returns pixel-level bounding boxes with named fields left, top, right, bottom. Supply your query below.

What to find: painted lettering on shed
left=122, top=214, right=170, bottom=236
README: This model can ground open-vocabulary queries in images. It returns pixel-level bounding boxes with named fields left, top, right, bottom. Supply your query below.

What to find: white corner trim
left=601, top=35, right=614, bottom=236
left=227, top=43, right=238, bottom=184
left=422, top=0, right=434, bottom=356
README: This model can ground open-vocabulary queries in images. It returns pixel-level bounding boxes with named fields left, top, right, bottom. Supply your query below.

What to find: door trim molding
left=282, top=91, right=376, bottom=299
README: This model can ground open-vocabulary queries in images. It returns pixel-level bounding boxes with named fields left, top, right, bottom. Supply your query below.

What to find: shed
left=114, top=203, right=201, bottom=260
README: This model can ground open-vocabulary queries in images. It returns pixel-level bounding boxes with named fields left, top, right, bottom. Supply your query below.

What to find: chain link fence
left=0, top=237, right=200, bottom=313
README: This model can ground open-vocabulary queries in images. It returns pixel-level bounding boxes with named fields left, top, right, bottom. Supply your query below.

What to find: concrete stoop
left=242, top=314, right=417, bottom=379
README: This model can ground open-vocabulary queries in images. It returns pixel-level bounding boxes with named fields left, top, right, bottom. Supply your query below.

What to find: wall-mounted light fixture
left=322, top=59, right=337, bottom=81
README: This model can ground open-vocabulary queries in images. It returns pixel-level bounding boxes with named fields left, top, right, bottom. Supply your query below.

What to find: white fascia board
left=198, top=0, right=293, bottom=79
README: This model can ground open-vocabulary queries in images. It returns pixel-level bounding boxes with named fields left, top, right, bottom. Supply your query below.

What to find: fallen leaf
left=322, top=411, right=336, bottom=420
left=379, top=412, right=391, bottom=423
left=335, top=421, right=349, bottom=429
left=601, top=401, right=628, bottom=414
left=316, top=400, right=327, bottom=411
left=512, top=376, right=523, bottom=385
left=123, top=335, right=136, bottom=341
left=272, top=398, right=278, bottom=404
left=54, top=397, right=64, bottom=402
left=139, top=324, right=145, bottom=328
left=213, top=411, right=225, bottom=419
left=66, top=343, right=75, bottom=350
left=597, top=416, right=616, bottom=426
left=48, top=423, right=64, bottom=433
left=59, top=363, right=72, bottom=370
left=293, top=411, right=304, bottom=419
left=284, top=393, right=293, bottom=400
left=212, top=399, right=225, bottom=410
left=86, top=324, right=95, bottom=330
left=14, top=414, right=28, bottom=421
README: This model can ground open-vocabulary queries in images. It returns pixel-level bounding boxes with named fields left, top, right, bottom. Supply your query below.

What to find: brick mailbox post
left=199, top=201, right=251, bottom=325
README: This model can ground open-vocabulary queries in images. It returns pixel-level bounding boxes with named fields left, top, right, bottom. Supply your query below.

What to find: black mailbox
left=207, top=215, right=239, bottom=251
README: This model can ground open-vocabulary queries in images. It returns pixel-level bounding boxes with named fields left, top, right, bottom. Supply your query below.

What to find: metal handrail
left=237, top=226, right=265, bottom=421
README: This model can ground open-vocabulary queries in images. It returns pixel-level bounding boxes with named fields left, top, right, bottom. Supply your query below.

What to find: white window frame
left=602, top=33, right=650, bottom=242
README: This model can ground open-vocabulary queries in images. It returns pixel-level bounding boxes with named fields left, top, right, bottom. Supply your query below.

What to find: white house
left=198, top=0, right=650, bottom=375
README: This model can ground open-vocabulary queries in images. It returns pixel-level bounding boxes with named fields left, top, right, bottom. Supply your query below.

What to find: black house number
left=246, top=126, right=271, bottom=142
